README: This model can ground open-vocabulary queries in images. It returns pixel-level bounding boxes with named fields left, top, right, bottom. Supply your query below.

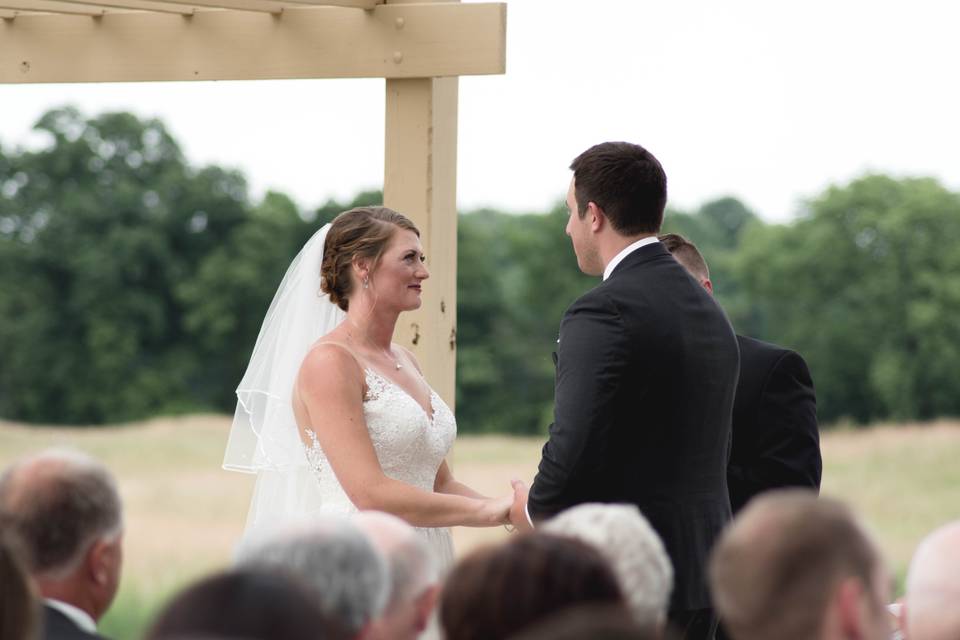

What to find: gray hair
left=0, top=449, right=123, bottom=577
left=543, top=503, right=673, bottom=629
left=352, top=511, right=437, bottom=610
left=235, top=516, right=389, bottom=633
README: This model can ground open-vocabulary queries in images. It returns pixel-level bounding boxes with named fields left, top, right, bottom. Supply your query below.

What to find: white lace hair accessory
left=223, top=222, right=346, bottom=474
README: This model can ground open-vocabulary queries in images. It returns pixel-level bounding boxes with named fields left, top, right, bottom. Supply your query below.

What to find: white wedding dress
left=297, top=367, right=456, bottom=571
left=241, top=367, right=457, bottom=571
left=224, top=222, right=456, bottom=574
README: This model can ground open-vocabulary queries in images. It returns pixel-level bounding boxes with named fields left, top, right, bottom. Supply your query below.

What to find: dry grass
left=2, top=416, right=959, bottom=637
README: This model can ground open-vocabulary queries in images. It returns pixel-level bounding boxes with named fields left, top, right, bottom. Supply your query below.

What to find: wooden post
left=383, top=74, right=458, bottom=407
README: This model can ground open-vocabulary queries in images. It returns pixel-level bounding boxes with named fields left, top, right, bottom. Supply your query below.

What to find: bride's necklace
left=346, top=323, right=402, bottom=370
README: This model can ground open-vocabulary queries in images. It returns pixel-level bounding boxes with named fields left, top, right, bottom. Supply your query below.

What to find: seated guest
left=440, top=532, right=626, bottom=640
left=901, top=519, right=960, bottom=640
left=509, top=604, right=676, bottom=640
left=353, top=511, right=440, bottom=640
left=0, top=450, right=124, bottom=640
left=543, top=503, right=673, bottom=633
left=708, top=489, right=891, bottom=640
left=1, top=514, right=40, bottom=640
left=145, top=567, right=350, bottom=640
left=235, top=516, right=389, bottom=639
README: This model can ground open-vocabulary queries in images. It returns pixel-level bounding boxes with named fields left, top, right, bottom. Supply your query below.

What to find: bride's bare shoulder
left=298, top=341, right=365, bottom=395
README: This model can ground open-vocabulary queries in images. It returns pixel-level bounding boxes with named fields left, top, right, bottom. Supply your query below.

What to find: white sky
left=1, top=0, right=958, bottom=222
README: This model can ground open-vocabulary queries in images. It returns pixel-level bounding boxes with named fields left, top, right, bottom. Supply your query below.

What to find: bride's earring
left=363, top=276, right=369, bottom=289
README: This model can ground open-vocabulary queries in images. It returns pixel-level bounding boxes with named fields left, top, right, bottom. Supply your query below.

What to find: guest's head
left=235, top=516, right=389, bottom=637
left=321, top=206, right=425, bottom=312
left=659, top=233, right=712, bottom=293
left=709, top=490, right=890, bottom=640
left=353, top=511, right=439, bottom=640
left=440, top=532, right=626, bottom=640
left=566, top=142, right=667, bottom=275
left=0, top=449, right=124, bottom=623
left=508, top=604, right=675, bottom=640
left=543, top=503, right=673, bottom=632
left=145, top=567, right=350, bottom=640
left=1, top=513, right=39, bottom=640
left=902, top=519, right=960, bottom=640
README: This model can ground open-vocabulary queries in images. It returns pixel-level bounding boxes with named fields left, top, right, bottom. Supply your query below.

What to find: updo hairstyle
left=320, top=207, right=420, bottom=311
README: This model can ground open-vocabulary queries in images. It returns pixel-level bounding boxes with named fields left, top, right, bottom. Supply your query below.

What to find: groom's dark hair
left=570, top=142, right=667, bottom=236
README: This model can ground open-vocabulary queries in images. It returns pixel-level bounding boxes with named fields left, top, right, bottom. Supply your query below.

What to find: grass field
left=2, top=417, right=959, bottom=638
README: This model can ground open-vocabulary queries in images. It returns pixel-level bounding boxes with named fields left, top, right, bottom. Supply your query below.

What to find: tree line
left=2, top=108, right=959, bottom=430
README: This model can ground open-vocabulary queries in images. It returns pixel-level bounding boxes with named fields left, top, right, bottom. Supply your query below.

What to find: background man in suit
left=660, top=233, right=821, bottom=513
left=0, top=449, right=124, bottom=640
left=511, top=141, right=741, bottom=640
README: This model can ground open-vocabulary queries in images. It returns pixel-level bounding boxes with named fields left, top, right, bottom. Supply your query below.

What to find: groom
left=512, top=142, right=740, bottom=639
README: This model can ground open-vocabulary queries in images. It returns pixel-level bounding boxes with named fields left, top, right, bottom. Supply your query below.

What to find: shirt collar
left=602, top=236, right=659, bottom=281
left=45, top=598, right=97, bottom=634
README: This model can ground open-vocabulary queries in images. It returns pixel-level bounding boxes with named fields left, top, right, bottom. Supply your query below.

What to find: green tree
left=0, top=107, right=254, bottom=423
left=734, top=175, right=960, bottom=423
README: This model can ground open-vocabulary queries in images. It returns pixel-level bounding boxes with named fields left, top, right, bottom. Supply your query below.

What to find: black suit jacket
left=42, top=605, right=105, bottom=640
left=528, top=242, right=740, bottom=612
left=728, top=335, right=821, bottom=514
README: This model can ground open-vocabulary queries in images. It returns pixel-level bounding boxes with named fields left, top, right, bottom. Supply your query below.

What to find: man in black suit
left=510, top=142, right=741, bottom=640
left=0, top=450, right=124, bottom=640
left=660, top=233, right=822, bottom=513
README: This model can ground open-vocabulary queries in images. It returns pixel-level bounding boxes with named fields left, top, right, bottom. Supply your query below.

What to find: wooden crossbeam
left=0, top=0, right=106, bottom=15
left=54, top=0, right=197, bottom=14
left=282, top=0, right=382, bottom=6
left=0, top=2, right=506, bottom=83
left=135, top=0, right=292, bottom=14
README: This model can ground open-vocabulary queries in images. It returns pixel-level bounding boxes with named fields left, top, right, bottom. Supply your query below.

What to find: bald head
left=904, top=520, right=960, bottom=640
left=709, top=490, right=889, bottom=640
left=0, top=449, right=123, bottom=577
left=353, top=511, right=437, bottom=607
left=352, top=512, right=439, bottom=640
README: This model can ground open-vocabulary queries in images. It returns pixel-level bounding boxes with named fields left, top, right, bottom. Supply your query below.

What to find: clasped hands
left=504, top=478, right=534, bottom=532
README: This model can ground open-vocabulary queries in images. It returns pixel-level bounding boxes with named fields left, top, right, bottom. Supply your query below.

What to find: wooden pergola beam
left=0, top=2, right=506, bottom=84
left=282, top=0, right=381, bottom=6
left=30, top=0, right=198, bottom=15
left=0, top=0, right=107, bottom=15
left=384, top=75, right=459, bottom=405
left=124, top=0, right=302, bottom=15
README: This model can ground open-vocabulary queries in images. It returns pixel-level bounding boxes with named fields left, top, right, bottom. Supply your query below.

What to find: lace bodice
left=305, top=368, right=456, bottom=495
left=301, top=368, right=457, bottom=570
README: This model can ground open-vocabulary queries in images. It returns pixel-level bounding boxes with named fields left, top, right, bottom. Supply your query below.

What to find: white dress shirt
left=45, top=598, right=98, bottom=634
left=602, top=235, right=660, bottom=281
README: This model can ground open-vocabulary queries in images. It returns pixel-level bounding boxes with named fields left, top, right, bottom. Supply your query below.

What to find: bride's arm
left=297, top=345, right=509, bottom=528
left=434, top=460, right=489, bottom=499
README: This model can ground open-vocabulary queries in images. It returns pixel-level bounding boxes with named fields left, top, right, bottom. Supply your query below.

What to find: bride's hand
left=479, top=493, right=513, bottom=526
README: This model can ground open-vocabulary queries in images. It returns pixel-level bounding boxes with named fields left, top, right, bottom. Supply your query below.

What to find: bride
left=224, top=206, right=513, bottom=568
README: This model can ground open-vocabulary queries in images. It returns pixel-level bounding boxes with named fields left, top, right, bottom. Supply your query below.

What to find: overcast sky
left=2, top=0, right=958, bottom=222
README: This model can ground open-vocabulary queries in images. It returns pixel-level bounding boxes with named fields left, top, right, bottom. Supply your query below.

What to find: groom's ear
left=587, top=202, right=606, bottom=233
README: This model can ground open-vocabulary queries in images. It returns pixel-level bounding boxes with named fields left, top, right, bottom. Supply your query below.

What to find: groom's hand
left=509, top=479, right=534, bottom=532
